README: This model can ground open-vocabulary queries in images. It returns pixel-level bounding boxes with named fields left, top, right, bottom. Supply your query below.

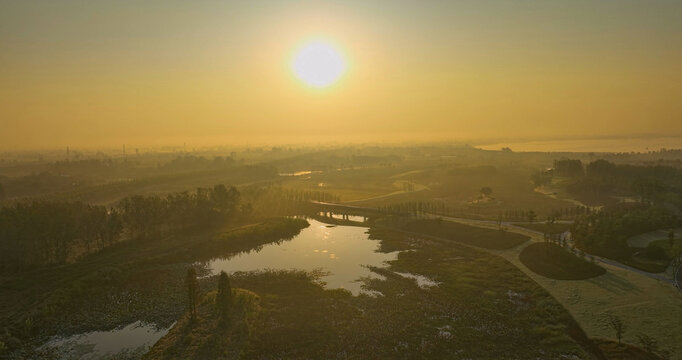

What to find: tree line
left=571, top=203, right=679, bottom=259
left=547, top=159, right=682, bottom=207
left=376, top=200, right=590, bottom=222
left=0, top=184, right=242, bottom=269
left=240, top=185, right=340, bottom=217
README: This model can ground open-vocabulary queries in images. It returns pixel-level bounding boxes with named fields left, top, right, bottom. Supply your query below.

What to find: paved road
left=311, top=201, right=674, bottom=284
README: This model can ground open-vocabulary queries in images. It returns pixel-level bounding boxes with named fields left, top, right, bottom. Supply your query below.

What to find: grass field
left=519, top=243, right=606, bottom=280
left=400, top=218, right=530, bottom=249
left=492, top=232, right=682, bottom=357
left=513, top=222, right=573, bottom=235
left=626, top=228, right=682, bottom=248
left=594, top=339, right=664, bottom=360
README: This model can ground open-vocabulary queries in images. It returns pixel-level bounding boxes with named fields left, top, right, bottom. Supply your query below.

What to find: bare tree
left=604, top=314, right=626, bottom=344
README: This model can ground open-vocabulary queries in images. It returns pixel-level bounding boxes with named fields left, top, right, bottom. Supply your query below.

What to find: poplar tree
left=217, top=271, right=232, bottom=322
left=186, top=268, right=199, bottom=320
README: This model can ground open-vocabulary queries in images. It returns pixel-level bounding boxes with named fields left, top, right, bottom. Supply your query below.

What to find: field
left=594, top=339, right=664, bottom=360
left=398, top=218, right=530, bottom=249
left=519, top=243, right=606, bottom=280
left=513, top=222, right=573, bottom=235
left=627, top=228, right=682, bottom=248
left=490, top=227, right=682, bottom=358
left=277, top=147, right=587, bottom=220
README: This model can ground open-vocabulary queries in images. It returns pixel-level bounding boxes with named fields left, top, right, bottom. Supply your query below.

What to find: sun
left=291, top=41, right=347, bottom=88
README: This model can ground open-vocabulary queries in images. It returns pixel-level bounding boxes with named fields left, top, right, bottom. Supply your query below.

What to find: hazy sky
left=1, top=0, right=681, bottom=149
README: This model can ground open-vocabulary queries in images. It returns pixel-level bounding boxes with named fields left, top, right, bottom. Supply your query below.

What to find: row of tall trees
left=0, top=201, right=123, bottom=267
left=0, top=184, right=242, bottom=269
left=503, top=206, right=592, bottom=221
left=119, top=184, right=240, bottom=238
left=376, top=200, right=590, bottom=222
left=240, top=185, right=340, bottom=217
left=554, top=159, right=585, bottom=177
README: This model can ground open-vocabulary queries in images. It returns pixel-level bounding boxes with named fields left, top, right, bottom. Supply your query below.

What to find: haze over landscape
left=1, top=1, right=682, bottom=360
left=2, top=0, right=682, bottom=149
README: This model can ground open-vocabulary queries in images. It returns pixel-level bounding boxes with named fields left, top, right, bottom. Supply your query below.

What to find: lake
left=477, top=136, right=682, bottom=153
left=206, top=219, right=398, bottom=295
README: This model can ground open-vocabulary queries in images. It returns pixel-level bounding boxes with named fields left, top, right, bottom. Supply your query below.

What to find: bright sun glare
left=292, top=41, right=346, bottom=88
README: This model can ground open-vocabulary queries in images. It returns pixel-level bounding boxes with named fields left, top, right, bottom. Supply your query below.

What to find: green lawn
left=519, top=243, right=606, bottom=280
left=626, top=228, right=682, bottom=248
left=400, top=218, right=530, bottom=249
left=513, top=222, right=573, bottom=235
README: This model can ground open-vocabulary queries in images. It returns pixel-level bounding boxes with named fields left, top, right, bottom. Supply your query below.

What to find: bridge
left=308, top=201, right=400, bottom=223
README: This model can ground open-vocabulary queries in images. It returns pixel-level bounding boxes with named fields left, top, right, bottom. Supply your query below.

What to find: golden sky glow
left=1, top=1, right=681, bottom=149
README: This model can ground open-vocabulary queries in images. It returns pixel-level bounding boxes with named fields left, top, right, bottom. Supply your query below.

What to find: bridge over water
left=309, top=201, right=397, bottom=223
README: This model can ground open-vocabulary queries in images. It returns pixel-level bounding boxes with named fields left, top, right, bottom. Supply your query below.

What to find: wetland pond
left=206, top=218, right=398, bottom=295
left=42, top=321, right=173, bottom=359
left=45, top=218, right=408, bottom=358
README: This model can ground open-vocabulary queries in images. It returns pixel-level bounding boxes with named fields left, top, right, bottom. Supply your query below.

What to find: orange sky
left=1, top=1, right=681, bottom=149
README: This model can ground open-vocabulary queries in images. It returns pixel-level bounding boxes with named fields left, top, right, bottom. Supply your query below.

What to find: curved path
left=435, top=214, right=672, bottom=284
left=311, top=201, right=673, bottom=284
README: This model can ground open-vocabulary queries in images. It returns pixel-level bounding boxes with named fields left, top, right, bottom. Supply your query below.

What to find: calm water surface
left=477, top=136, right=682, bottom=153
left=44, top=321, right=173, bottom=359
left=206, top=219, right=398, bottom=295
